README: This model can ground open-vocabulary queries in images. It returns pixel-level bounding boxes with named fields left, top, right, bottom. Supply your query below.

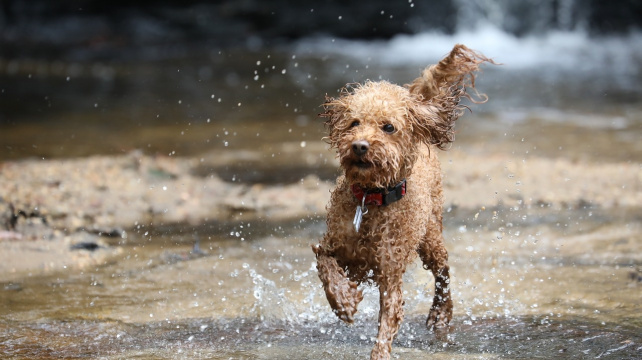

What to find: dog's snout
left=352, top=140, right=370, bottom=156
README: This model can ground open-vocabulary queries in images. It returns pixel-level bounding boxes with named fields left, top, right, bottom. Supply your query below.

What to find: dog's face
left=321, top=44, right=490, bottom=189
left=322, top=81, right=442, bottom=188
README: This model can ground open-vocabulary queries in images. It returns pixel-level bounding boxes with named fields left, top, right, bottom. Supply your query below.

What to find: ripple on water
left=1, top=315, right=640, bottom=359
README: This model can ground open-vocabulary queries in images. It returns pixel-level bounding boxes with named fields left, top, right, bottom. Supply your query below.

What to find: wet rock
left=0, top=198, right=14, bottom=230
left=159, top=248, right=208, bottom=266
left=0, top=231, right=123, bottom=281
left=69, top=241, right=101, bottom=251
left=2, top=282, right=22, bottom=291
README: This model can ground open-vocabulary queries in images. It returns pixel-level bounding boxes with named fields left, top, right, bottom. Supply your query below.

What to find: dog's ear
left=406, top=44, right=493, bottom=149
left=319, top=95, right=346, bottom=149
left=319, top=85, right=356, bottom=149
left=407, top=100, right=456, bottom=150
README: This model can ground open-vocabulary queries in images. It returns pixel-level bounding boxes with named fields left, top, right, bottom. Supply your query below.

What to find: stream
left=1, top=12, right=641, bottom=360
left=1, top=205, right=640, bottom=359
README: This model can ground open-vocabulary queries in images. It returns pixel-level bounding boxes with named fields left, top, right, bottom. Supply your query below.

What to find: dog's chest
left=334, top=204, right=426, bottom=260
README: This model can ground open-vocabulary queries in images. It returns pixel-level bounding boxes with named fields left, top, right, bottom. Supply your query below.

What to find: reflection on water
left=1, top=36, right=641, bottom=163
left=0, top=50, right=325, bottom=160
left=1, top=208, right=640, bottom=359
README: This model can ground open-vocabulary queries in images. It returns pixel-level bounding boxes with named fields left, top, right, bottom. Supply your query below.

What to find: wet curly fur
left=312, top=44, right=492, bottom=360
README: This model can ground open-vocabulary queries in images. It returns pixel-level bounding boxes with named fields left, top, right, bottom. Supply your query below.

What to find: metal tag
left=353, top=195, right=368, bottom=232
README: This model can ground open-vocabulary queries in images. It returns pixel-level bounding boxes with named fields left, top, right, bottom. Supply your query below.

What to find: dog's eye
left=350, top=121, right=360, bottom=128
left=382, top=124, right=395, bottom=134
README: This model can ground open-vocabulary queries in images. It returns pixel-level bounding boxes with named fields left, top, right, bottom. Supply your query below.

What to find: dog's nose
left=352, top=140, right=370, bottom=156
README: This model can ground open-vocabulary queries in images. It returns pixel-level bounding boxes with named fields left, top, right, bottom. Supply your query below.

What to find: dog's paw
left=370, top=341, right=392, bottom=360
left=329, top=280, right=363, bottom=323
left=426, top=301, right=453, bottom=330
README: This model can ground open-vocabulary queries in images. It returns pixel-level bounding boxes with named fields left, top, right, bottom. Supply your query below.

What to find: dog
left=312, top=44, right=492, bottom=360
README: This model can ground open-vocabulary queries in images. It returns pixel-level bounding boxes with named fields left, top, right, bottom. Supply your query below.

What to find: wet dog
left=312, top=44, right=492, bottom=360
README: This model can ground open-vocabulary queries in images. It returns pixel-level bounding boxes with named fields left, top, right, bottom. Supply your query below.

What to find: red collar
left=351, top=179, right=406, bottom=206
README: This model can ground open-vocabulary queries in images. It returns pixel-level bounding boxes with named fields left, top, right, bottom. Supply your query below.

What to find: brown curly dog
left=312, top=44, right=492, bottom=360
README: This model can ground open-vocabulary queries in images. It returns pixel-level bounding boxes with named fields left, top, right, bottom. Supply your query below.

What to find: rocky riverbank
left=1, top=145, right=640, bottom=280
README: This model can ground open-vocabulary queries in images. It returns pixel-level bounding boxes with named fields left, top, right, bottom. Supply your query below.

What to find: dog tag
left=353, top=205, right=363, bottom=232
left=353, top=196, right=368, bottom=232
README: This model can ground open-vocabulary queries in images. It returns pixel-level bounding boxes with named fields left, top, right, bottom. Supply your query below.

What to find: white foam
left=295, top=24, right=642, bottom=74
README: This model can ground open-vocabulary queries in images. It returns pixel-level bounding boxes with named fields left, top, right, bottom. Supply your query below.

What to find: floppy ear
left=406, top=44, right=493, bottom=149
left=319, top=87, right=352, bottom=150
left=407, top=98, right=458, bottom=150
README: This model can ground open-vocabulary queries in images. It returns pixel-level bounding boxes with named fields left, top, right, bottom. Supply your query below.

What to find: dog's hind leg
left=418, top=226, right=453, bottom=329
left=312, top=244, right=363, bottom=323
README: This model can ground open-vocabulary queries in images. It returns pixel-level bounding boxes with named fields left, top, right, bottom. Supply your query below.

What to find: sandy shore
left=1, top=144, right=640, bottom=280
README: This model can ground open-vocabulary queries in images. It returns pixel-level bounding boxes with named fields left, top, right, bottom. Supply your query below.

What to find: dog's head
left=321, top=44, right=491, bottom=188
left=322, top=81, right=441, bottom=188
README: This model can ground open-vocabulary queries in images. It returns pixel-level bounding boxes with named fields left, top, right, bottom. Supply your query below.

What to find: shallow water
left=2, top=40, right=641, bottom=164
left=1, top=27, right=642, bottom=359
left=1, top=207, right=640, bottom=359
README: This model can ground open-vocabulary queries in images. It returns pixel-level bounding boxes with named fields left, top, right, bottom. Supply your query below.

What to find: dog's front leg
left=312, top=245, right=363, bottom=323
left=371, top=276, right=404, bottom=360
